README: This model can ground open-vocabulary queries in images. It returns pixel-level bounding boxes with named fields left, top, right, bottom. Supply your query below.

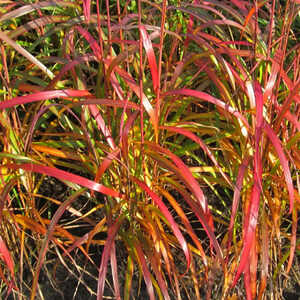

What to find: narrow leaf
left=135, top=243, right=155, bottom=300
left=164, top=89, right=249, bottom=131
left=5, top=163, right=121, bottom=198
left=0, top=89, right=90, bottom=110
left=131, top=176, right=191, bottom=273
left=139, top=25, right=159, bottom=92
left=97, top=216, right=125, bottom=300
left=0, top=30, right=54, bottom=79
left=232, top=182, right=260, bottom=287
left=264, top=123, right=294, bottom=212
left=0, top=236, right=15, bottom=287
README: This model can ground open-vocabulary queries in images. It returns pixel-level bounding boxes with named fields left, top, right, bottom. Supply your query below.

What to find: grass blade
left=5, top=163, right=121, bottom=198
left=0, top=90, right=90, bottom=110
left=164, top=89, right=250, bottom=131
left=131, top=176, right=191, bottom=273
left=0, top=30, right=54, bottom=79
left=97, top=216, right=125, bottom=300
left=139, top=25, right=158, bottom=92
left=264, top=123, right=294, bottom=212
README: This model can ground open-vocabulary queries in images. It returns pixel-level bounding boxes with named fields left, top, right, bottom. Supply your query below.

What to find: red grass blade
left=164, top=89, right=250, bottom=131
left=30, top=189, right=90, bottom=300
left=264, top=50, right=281, bottom=103
left=254, top=81, right=263, bottom=189
left=232, top=181, right=260, bottom=287
left=146, top=142, right=209, bottom=214
left=257, top=208, right=269, bottom=299
left=97, top=216, right=125, bottom=300
left=160, top=125, right=232, bottom=187
left=139, top=25, right=159, bottom=92
left=233, top=81, right=264, bottom=287
left=135, top=243, right=155, bottom=300
left=88, top=104, right=117, bottom=150
left=244, top=262, right=252, bottom=300
left=249, top=235, right=258, bottom=299
left=263, top=123, right=294, bottom=212
left=115, top=67, right=157, bottom=134
left=94, top=148, right=120, bottom=183
left=82, top=0, right=91, bottom=23
left=5, top=163, right=121, bottom=198
left=227, top=156, right=250, bottom=257
left=74, top=25, right=102, bottom=60
left=0, top=90, right=91, bottom=110
left=46, top=54, right=96, bottom=90
left=110, top=241, right=121, bottom=300
left=0, top=236, right=16, bottom=288
left=169, top=181, right=223, bottom=262
left=131, top=176, right=191, bottom=273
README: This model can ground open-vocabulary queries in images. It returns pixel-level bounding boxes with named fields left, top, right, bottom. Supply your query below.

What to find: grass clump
left=0, top=0, right=299, bottom=299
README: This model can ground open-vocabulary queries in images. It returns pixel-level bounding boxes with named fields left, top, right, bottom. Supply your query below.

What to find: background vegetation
left=0, top=0, right=299, bottom=299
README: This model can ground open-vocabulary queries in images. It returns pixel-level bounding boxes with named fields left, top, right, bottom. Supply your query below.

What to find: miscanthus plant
left=0, top=0, right=299, bottom=299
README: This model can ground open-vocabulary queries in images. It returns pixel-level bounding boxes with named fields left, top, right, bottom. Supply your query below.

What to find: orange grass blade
left=29, top=189, right=89, bottom=300
left=158, top=187, right=207, bottom=267
left=241, top=0, right=267, bottom=39
left=131, top=176, right=191, bottom=273
left=32, top=144, right=83, bottom=161
left=146, top=142, right=209, bottom=214
left=249, top=235, right=258, bottom=299
left=168, top=181, right=223, bottom=262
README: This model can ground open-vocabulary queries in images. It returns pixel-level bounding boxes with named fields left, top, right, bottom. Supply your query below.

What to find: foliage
left=0, top=0, right=299, bottom=299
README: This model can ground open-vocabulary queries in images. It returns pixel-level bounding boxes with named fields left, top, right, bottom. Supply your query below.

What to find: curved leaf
left=131, top=176, right=191, bottom=273
left=5, top=163, right=121, bottom=198
left=0, top=89, right=90, bottom=110
left=140, top=25, right=158, bottom=92
left=264, top=123, right=294, bottom=212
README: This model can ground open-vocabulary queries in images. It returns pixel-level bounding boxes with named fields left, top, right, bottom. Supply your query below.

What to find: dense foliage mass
left=0, top=0, right=299, bottom=299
